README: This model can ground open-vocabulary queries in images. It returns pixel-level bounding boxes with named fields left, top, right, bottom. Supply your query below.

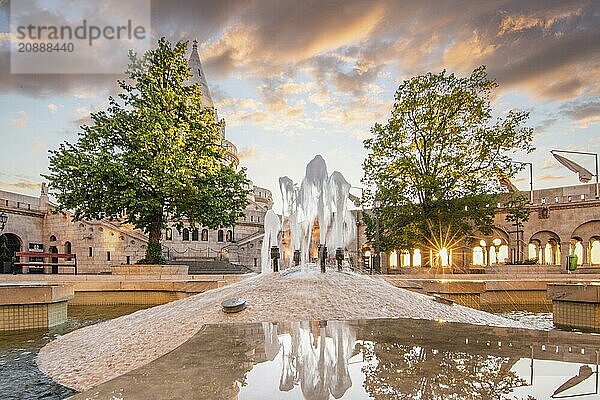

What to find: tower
left=188, top=39, right=239, bottom=166
left=188, top=39, right=214, bottom=109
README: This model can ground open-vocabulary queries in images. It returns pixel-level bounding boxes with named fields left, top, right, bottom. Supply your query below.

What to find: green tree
left=44, top=38, right=249, bottom=264
left=362, top=66, right=533, bottom=261
left=504, top=193, right=532, bottom=263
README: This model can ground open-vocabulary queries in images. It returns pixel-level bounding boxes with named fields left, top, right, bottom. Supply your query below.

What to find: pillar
left=560, top=242, right=570, bottom=269
left=581, top=241, right=588, bottom=266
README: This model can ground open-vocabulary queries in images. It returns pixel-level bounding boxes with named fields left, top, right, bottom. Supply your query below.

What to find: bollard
left=270, top=246, right=280, bottom=272
left=335, top=248, right=344, bottom=271
left=318, top=245, right=327, bottom=273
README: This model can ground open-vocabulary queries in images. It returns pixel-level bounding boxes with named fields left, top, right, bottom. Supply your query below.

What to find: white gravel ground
left=37, top=269, right=527, bottom=392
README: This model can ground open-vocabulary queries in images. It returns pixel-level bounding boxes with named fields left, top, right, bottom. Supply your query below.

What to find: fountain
left=263, top=155, right=355, bottom=273
left=35, top=155, right=531, bottom=395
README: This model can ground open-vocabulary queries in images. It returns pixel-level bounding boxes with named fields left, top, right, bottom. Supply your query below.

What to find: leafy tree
left=504, top=193, right=531, bottom=263
left=362, top=66, right=533, bottom=262
left=44, top=38, right=249, bottom=264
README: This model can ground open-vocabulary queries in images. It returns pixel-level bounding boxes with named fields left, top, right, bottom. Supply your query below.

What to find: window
left=192, top=229, right=199, bottom=241
left=165, top=228, right=172, bottom=241
left=201, top=229, right=208, bottom=241
left=250, top=216, right=254, bottom=222
left=541, top=197, right=546, bottom=204
left=226, top=230, right=233, bottom=242
left=64, top=241, right=72, bottom=255
left=49, top=235, right=57, bottom=242
left=182, top=228, right=190, bottom=241
left=257, top=217, right=260, bottom=223
left=88, top=247, right=93, bottom=257
left=126, top=256, right=131, bottom=264
left=581, top=194, right=586, bottom=200
left=568, top=195, right=572, bottom=202
left=107, top=251, right=111, bottom=261
left=555, top=196, right=560, bottom=203
left=218, top=230, right=224, bottom=242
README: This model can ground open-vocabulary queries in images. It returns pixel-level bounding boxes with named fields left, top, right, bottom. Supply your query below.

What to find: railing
left=14, top=252, right=77, bottom=274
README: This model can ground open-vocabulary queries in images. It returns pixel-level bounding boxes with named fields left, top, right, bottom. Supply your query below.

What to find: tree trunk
left=145, top=214, right=164, bottom=264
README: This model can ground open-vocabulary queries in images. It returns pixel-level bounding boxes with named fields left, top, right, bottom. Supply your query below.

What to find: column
left=581, top=241, right=588, bottom=266
left=560, top=242, right=570, bottom=269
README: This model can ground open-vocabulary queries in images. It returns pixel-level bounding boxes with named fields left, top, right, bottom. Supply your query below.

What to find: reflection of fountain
left=267, top=320, right=356, bottom=399
left=262, top=155, right=355, bottom=272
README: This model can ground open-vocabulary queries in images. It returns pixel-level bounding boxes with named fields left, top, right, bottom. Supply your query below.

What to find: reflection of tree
left=361, top=341, right=527, bottom=400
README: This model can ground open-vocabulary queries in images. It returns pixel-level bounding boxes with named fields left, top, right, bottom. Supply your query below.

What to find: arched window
left=182, top=228, right=190, bottom=241
left=472, top=246, right=484, bottom=266
left=192, top=229, right=199, bottom=241
left=201, top=229, right=208, bottom=241
left=226, top=230, right=233, bottom=242
left=165, top=228, right=172, bottom=241
left=64, top=241, right=72, bottom=254
left=413, top=249, right=422, bottom=267
left=218, top=230, right=224, bottom=242
left=49, top=235, right=57, bottom=242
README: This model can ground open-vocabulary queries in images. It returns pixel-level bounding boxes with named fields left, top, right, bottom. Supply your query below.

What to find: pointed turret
left=188, top=39, right=214, bottom=108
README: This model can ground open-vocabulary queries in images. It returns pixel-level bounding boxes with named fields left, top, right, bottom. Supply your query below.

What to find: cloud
left=237, top=145, right=256, bottom=161
left=48, top=103, right=63, bottom=113
left=0, top=179, right=41, bottom=193
left=559, top=99, right=600, bottom=128
left=9, top=110, right=27, bottom=129
left=537, top=173, right=566, bottom=181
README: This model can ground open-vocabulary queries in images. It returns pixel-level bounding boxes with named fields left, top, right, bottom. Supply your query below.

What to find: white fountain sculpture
left=262, top=155, right=356, bottom=273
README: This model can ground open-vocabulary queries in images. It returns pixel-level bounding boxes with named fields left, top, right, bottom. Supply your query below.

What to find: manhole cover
left=221, top=298, right=247, bottom=313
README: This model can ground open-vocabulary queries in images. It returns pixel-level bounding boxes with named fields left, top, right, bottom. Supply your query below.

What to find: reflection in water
left=0, top=305, right=150, bottom=400
left=361, top=342, right=525, bottom=399
left=73, top=318, right=600, bottom=400
left=269, top=321, right=356, bottom=400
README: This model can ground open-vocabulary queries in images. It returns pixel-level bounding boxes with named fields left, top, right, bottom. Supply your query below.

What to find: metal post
left=528, top=162, right=534, bottom=204
left=335, top=247, right=344, bottom=271
left=374, top=195, right=381, bottom=275
left=594, top=154, right=600, bottom=198
left=270, top=246, right=279, bottom=272
left=319, top=245, right=327, bottom=273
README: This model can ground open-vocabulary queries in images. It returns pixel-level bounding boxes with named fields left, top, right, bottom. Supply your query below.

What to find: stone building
left=0, top=41, right=272, bottom=274
left=375, top=183, right=600, bottom=272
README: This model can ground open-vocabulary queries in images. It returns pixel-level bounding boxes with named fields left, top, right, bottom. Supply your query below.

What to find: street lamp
left=551, top=149, right=599, bottom=199
left=0, top=212, right=7, bottom=232
left=510, top=161, right=533, bottom=204
left=350, top=186, right=364, bottom=271
left=374, top=195, right=381, bottom=274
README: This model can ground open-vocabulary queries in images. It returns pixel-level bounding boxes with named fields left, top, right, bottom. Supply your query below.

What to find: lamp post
left=510, top=161, right=534, bottom=204
left=551, top=149, right=599, bottom=199
left=0, top=212, right=7, bottom=232
left=374, top=195, right=381, bottom=275
left=350, top=186, right=364, bottom=271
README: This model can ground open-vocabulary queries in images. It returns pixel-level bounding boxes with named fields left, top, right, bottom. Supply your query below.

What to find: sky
left=0, top=0, right=599, bottom=210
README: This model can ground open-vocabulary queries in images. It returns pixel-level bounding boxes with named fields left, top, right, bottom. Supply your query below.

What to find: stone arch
left=529, top=230, right=561, bottom=265
left=569, top=220, right=600, bottom=266
left=0, top=233, right=22, bottom=259
left=571, top=220, right=600, bottom=243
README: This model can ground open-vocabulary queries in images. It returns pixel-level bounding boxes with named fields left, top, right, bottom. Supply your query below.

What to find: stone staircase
left=169, top=259, right=253, bottom=275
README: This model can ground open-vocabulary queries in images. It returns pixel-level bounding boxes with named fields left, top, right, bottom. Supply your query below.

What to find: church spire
left=187, top=39, right=214, bottom=108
